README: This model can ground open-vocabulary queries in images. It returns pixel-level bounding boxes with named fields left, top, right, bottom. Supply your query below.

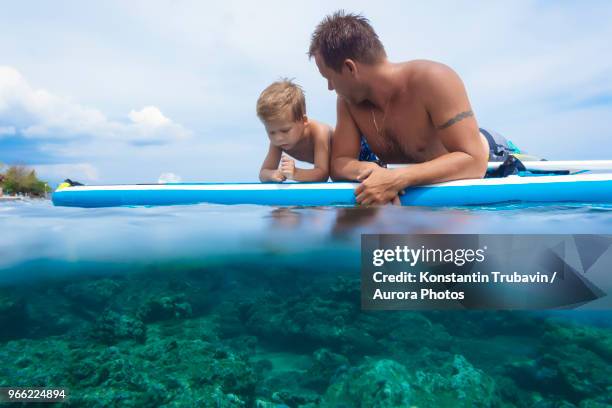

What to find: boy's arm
left=330, top=97, right=379, bottom=181
left=290, top=124, right=331, bottom=182
left=259, top=144, right=286, bottom=182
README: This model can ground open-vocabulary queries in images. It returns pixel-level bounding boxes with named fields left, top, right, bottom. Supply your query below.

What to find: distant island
left=0, top=163, right=51, bottom=198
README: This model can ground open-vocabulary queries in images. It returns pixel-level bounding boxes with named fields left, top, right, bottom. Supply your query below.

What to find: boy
left=257, top=79, right=332, bottom=182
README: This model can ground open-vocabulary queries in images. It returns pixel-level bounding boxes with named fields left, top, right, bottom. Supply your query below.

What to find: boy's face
left=264, top=112, right=306, bottom=150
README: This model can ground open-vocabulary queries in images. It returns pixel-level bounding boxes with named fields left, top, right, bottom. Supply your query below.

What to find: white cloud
left=37, top=136, right=265, bottom=184
left=158, top=172, right=181, bottom=183
left=32, top=163, right=100, bottom=183
left=0, top=66, right=191, bottom=144
left=129, top=106, right=170, bottom=127
left=0, top=126, right=16, bottom=136
left=128, top=106, right=190, bottom=142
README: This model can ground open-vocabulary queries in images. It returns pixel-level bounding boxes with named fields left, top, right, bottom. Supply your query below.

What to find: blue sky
left=1, top=0, right=611, bottom=185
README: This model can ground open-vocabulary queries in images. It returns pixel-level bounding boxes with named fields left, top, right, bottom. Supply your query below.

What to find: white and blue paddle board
left=52, top=173, right=612, bottom=208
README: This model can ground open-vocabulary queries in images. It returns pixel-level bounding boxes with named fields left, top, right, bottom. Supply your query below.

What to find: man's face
left=263, top=112, right=305, bottom=151
left=314, top=53, right=361, bottom=103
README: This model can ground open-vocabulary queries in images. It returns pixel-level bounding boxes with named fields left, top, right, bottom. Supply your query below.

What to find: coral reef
left=323, top=359, right=412, bottom=407
left=0, top=269, right=610, bottom=407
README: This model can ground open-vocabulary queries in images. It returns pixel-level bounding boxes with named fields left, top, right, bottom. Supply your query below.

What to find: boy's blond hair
left=256, top=79, right=306, bottom=122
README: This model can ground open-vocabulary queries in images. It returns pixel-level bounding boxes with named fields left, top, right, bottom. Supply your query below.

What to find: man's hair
left=308, top=10, right=386, bottom=72
left=256, top=79, right=306, bottom=122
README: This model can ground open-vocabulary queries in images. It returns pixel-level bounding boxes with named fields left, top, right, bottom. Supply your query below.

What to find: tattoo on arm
left=437, top=110, right=474, bottom=130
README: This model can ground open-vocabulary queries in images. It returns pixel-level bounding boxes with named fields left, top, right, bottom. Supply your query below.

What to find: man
left=309, top=11, right=490, bottom=205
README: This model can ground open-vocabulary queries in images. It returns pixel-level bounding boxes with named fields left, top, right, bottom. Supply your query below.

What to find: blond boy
left=257, top=79, right=332, bottom=182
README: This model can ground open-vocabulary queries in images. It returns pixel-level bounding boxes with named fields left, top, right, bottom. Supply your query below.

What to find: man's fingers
left=356, top=172, right=369, bottom=182
left=356, top=192, right=376, bottom=206
left=355, top=191, right=366, bottom=204
left=361, top=197, right=374, bottom=206
left=354, top=183, right=365, bottom=195
left=356, top=168, right=373, bottom=181
left=392, top=196, right=402, bottom=206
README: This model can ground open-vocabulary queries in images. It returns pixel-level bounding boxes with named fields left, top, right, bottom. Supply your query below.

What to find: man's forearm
left=331, top=157, right=379, bottom=181
left=394, top=152, right=487, bottom=188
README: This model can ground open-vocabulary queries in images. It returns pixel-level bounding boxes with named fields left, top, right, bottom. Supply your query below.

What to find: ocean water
left=0, top=200, right=611, bottom=407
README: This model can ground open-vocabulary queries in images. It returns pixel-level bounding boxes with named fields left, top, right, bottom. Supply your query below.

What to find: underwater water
left=0, top=200, right=611, bottom=407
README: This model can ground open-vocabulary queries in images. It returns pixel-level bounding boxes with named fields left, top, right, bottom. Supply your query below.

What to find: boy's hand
left=269, top=170, right=286, bottom=182
left=280, top=156, right=295, bottom=180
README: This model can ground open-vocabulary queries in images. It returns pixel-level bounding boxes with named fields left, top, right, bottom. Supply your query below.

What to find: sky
left=1, top=0, right=611, bottom=185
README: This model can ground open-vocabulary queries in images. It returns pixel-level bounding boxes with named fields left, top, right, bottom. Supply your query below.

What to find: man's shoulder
left=400, top=60, right=457, bottom=83
left=398, top=60, right=463, bottom=101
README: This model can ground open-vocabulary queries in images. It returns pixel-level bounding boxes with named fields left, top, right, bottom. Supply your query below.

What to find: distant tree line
left=0, top=163, right=51, bottom=197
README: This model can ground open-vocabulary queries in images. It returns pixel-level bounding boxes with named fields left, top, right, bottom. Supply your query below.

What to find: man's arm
left=355, top=65, right=488, bottom=204
left=330, top=97, right=379, bottom=181
left=400, top=64, right=488, bottom=184
left=259, top=143, right=286, bottom=182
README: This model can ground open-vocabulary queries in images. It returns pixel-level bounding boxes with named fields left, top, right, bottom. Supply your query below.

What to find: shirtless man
left=308, top=11, right=490, bottom=205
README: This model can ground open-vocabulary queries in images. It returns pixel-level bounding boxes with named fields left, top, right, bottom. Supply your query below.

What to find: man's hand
left=280, top=156, right=296, bottom=180
left=355, top=167, right=404, bottom=205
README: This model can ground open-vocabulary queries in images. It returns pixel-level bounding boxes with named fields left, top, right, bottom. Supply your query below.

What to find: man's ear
left=344, top=59, right=358, bottom=76
left=302, top=115, right=309, bottom=125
